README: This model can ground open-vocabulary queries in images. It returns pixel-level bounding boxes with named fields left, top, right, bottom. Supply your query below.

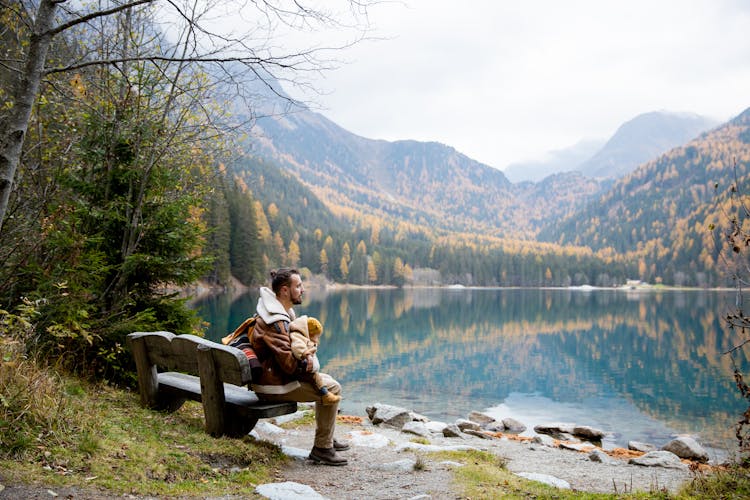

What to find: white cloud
left=280, top=0, right=750, bottom=169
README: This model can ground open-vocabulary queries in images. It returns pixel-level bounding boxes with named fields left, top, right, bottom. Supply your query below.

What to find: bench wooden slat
left=230, top=399, right=298, bottom=420
left=132, top=331, right=191, bottom=371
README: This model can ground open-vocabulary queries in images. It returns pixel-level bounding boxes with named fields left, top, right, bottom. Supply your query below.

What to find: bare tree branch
left=48, top=0, right=156, bottom=37
left=45, top=54, right=303, bottom=75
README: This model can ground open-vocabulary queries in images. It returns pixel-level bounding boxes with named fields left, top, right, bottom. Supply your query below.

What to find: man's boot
left=333, top=438, right=350, bottom=451
left=308, top=446, right=348, bottom=466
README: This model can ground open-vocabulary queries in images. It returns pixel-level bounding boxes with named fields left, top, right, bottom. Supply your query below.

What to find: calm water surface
left=192, top=287, right=750, bottom=461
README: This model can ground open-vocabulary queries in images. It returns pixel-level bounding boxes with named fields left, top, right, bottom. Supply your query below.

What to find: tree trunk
left=0, top=0, right=59, bottom=234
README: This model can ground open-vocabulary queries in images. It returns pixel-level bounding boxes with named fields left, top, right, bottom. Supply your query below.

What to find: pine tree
left=228, top=183, right=262, bottom=285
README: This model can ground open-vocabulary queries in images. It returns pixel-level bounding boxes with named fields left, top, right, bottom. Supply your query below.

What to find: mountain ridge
left=503, top=138, right=605, bottom=183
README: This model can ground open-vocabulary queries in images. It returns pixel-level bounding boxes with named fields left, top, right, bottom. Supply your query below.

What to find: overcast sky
left=283, top=0, right=750, bottom=170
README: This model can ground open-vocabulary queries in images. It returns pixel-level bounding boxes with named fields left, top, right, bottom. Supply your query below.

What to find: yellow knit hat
left=307, top=317, right=323, bottom=338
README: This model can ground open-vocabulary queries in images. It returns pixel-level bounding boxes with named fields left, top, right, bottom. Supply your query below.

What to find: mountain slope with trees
left=251, top=105, right=604, bottom=239
left=540, top=107, right=750, bottom=286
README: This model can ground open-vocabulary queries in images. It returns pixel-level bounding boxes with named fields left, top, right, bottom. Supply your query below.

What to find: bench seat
left=158, top=371, right=296, bottom=416
left=127, top=331, right=297, bottom=437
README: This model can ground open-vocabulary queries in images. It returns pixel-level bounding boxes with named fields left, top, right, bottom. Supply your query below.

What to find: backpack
left=222, top=316, right=262, bottom=382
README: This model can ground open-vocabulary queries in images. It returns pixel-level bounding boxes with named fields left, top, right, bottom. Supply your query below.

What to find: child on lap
left=289, top=316, right=340, bottom=406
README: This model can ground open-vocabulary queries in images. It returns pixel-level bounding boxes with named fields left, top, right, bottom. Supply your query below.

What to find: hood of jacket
left=256, top=286, right=295, bottom=324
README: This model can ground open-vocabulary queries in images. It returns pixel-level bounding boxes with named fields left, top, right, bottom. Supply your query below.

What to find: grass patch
left=409, top=436, right=430, bottom=445
left=678, top=462, right=750, bottom=499
left=276, top=408, right=316, bottom=429
left=0, top=355, right=72, bottom=457
left=429, top=449, right=676, bottom=499
left=413, top=453, right=428, bottom=471
left=0, top=363, right=287, bottom=497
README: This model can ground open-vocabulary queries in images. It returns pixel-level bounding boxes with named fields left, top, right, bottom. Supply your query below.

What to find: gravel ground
left=267, top=415, right=697, bottom=499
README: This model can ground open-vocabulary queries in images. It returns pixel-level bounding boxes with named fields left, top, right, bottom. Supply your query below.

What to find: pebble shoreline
left=252, top=402, right=708, bottom=499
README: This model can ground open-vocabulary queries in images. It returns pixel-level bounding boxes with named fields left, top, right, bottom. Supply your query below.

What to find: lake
left=191, top=287, right=750, bottom=461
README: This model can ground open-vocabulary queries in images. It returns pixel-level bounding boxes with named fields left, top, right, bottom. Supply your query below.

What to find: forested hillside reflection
left=195, top=288, right=749, bottom=451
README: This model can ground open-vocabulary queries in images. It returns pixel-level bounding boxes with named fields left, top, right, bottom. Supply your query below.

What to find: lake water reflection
left=192, top=287, right=750, bottom=460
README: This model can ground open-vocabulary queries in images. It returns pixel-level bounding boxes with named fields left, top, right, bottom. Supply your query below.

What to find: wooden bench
left=126, top=331, right=297, bottom=437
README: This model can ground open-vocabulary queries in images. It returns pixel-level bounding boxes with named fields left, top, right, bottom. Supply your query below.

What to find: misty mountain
left=503, top=112, right=716, bottom=183
left=503, top=139, right=605, bottom=183
left=577, top=111, right=717, bottom=179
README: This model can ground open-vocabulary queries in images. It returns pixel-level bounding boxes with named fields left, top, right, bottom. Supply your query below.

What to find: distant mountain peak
left=503, top=111, right=716, bottom=184
left=576, top=110, right=717, bottom=180
left=503, top=138, right=605, bottom=183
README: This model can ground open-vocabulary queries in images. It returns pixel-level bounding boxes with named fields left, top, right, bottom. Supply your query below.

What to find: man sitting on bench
left=242, top=268, right=349, bottom=466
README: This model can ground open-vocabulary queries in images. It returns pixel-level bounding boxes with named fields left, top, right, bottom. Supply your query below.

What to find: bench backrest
left=126, top=331, right=252, bottom=390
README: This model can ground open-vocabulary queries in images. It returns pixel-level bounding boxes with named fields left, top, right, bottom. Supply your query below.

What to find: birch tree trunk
left=0, top=0, right=59, bottom=234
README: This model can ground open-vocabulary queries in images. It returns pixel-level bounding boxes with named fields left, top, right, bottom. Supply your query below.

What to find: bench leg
left=244, top=416, right=260, bottom=437
left=198, top=345, right=227, bottom=437
left=223, top=406, right=259, bottom=438
left=156, top=395, right=187, bottom=413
